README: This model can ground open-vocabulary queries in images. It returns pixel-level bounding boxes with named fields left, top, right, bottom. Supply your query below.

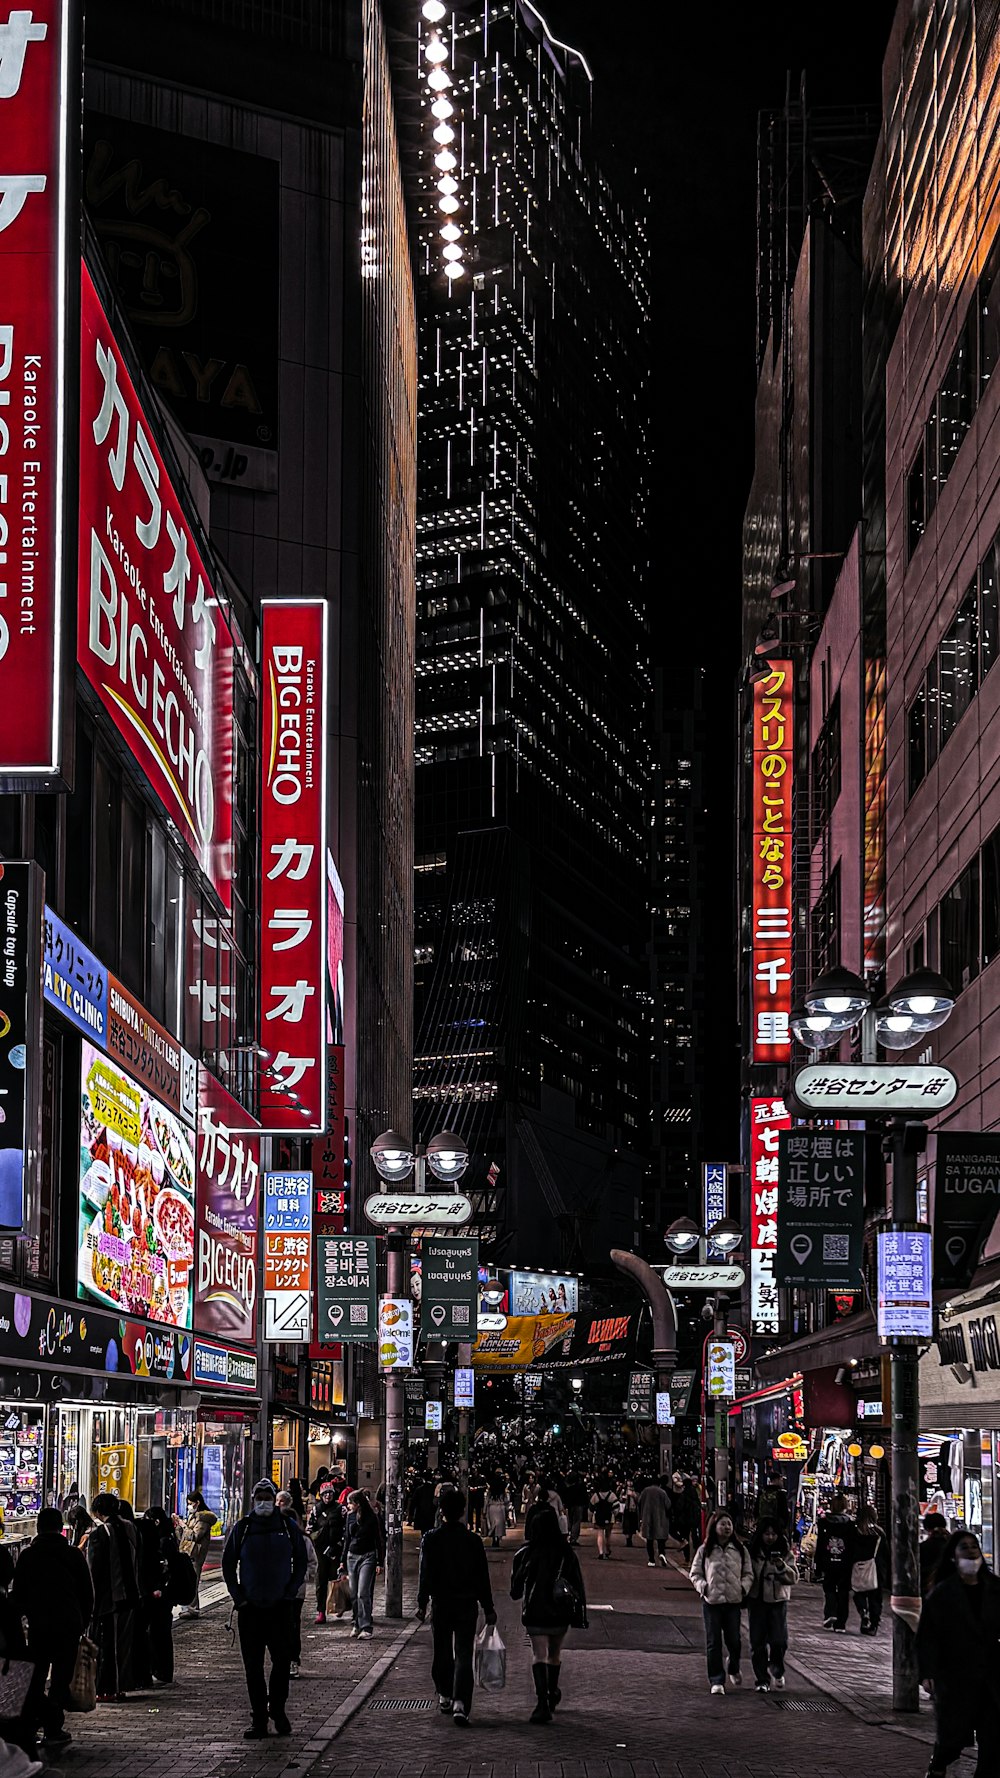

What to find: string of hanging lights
left=420, top=0, right=465, bottom=282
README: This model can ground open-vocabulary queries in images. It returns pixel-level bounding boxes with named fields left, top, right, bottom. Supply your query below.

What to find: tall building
left=410, top=1, right=651, bottom=1272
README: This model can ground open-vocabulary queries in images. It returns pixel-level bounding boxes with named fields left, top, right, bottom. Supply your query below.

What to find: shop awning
left=727, top=1373, right=803, bottom=1418
left=753, top=1310, right=879, bottom=1382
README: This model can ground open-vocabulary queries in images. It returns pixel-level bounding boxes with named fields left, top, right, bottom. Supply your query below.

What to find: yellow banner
left=97, top=1443, right=135, bottom=1504
left=472, top=1313, right=574, bottom=1371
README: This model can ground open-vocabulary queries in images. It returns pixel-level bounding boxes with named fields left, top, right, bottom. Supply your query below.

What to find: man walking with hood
left=223, top=1477, right=307, bottom=1741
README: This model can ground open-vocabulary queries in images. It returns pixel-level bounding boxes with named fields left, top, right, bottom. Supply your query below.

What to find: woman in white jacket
left=690, top=1513, right=753, bottom=1694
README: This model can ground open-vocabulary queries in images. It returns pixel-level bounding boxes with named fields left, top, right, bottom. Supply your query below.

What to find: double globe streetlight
left=370, top=1128, right=470, bottom=1186
left=664, top=1215, right=743, bottom=1258
left=790, top=964, right=955, bottom=1052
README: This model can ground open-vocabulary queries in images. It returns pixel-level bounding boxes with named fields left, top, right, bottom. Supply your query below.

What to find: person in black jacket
left=814, top=1493, right=855, bottom=1631
left=307, top=1481, right=344, bottom=1624
left=510, top=1504, right=587, bottom=1724
left=917, top=1530, right=1000, bottom=1776
left=87, top=1492, right=140, bottom=1701
left=416, top=1489, right=496, bottom=1726
left=223, top=1477, right=308, bottom=1740
left=339, top=1490, right=385, bottom=1639
left=14, top=1507, right=93, bottom=1746
left=140, top=1507, right=179, bottom=1684
left=921, top=1512, right=951, bottom=1596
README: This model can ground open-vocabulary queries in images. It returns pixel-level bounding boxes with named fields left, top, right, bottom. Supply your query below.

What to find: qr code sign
left=823, top=1234, right=849, bottom=1263
left=453, top=1304, right=470, bottom=1324
left=350, top=1304, right=368, bottom=1324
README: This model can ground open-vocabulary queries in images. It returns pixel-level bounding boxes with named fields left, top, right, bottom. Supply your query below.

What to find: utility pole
left=886, top=1118, right=927, bottom=1712
left=383, top=1226, right=405, bottom=1618
left=713, top=1293, right=730, bottom=1510
left=456, top=1340, right=472, bottom=1487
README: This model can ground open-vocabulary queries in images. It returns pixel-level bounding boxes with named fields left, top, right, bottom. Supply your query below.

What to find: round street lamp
left=570, top=1376, right=583, bottom=1393
left=707, top=1217, right=743, bottom=1256
left=664, top=1217, right=701, bottom=1256
left=803, top=966, right=870, bottom=1026
left=481, top=1278, right=504, bottom=1307
left=426, top=1130, right=469, bottom=1182
left=369, top=1130, right=415, bottom=1182
left=885, top=967, right=955, bottom=1031
left=790, top=1004, right=850, bottom=1049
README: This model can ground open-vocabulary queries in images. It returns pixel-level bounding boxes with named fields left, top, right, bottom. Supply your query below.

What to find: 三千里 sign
left=751, top=663, right=793, bottom=1062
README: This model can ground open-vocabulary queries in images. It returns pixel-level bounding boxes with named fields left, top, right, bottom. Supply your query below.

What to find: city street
left=57, top=1527, right=970, bottom=1778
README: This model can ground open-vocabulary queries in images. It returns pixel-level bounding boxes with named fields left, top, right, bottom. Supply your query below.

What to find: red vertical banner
left=751, top=662, right=794, bottom=1062
left=0, top=0, right=74, bottom=781
left=259, top=600, right=327, bottom=1131
left=749, top=1095, right=791, bottom=1335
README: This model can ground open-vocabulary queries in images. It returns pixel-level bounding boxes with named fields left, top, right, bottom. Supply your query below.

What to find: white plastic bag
left=473, top=1621, right=507, bottom=1691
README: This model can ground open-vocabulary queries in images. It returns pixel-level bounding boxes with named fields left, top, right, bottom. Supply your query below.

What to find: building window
left=939, top=857, right=980, bottom=992
left=907, top=680, right=927, bottom=796
left=938, top=582, right=979, bottom=750
left=906, top=442, right=926, bottom=559
left=810, top=864, right=841, bottom=982
left=938, top=309, right=977, bottom=484
left=980, top=234, right=1000, bottom=393
left=810, top=694, right=841, bottom=844
left=983, top=826, right=1000, bottom=969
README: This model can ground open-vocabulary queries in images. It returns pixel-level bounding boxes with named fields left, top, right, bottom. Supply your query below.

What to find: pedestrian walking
left=589, top=1474, right=619, bottom=1560
left=917, top=1529, right=1000, bottom=1776
left=222, top=1476, right=307, bottom=1741
left=690, top=1510, right=753, bottom=1695
left=621, top=1483, right=639, bottom=1547
left=467, top=1471, right=486, bottom=1535
left=411, top=1472, right=438, bottom=1536
left=339, top=1489, right=384, bottom=1640
left=13, top=1506, right=94, bottom=1748
left=564, top=1472, right=587, bottom=1545
left=638, top=1476, right=671, bottom=1567
left=307, top=1479, right=344, bottom=1624
left=746, top=1520, right=797, bottom=1691
left=485, top=1477, right=509, bottom=1547
left=814, top=1492, right=855, bottom=1630
left=86, top=1492, right=141, bottom=1702
left=415, top=1488, right=497, bottom=1726
left=510, top=1502, right=587, bottom=1724
left=139, top=1507, right=180, bottom=1685
left=921, top=1511, right=951, bottom=1595
left=851, top=1503, right=887, bottom=1635
left=277, top=1489, right=317, bottom=1676
left=67, top=1492, right=94, bottom=1548
left=176, top=1488, right=216, bottom=1617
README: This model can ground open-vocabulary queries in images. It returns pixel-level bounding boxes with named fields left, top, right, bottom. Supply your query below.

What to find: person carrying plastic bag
left=415, top=1489, right=497, bottom=1727
left=473, top=1620, right=506, bottom=1691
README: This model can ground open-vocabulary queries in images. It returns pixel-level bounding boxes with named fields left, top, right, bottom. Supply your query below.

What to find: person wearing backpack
left=307, top=1481, right=344, bottom=1624
left=222, top=1477, right=308, bottom=1741
left=510, top=1503, right=587, bottom=1723
left=13, top=1506, right=93, bottom=1748
left=589, top=1475, right=619, bottom=1560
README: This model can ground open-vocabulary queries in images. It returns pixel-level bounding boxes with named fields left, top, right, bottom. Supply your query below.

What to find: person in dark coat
left=416, top=1489, right=496, bottom=1725
left=814, top=1493, right=855, bottom=1631
left=223, top=1477, right=308, bottom=1740
left=87, top=1492, right=140, bottom=1701
left=510, top=1504, right=587, bottom=1724
left=917, top=1530, right=1000, bottom=1776
left=14, top=1506, right=94, bottom=1745
left=140, top=1507, right=179, bottom=1684
left=307, top=1480, right=345, bottom=1624
left=851, top=1503, right=889, bottom=1635
left=921, top=1512, right=951, bottom=1596
left=67, top=1493, right=93, bottom=1548
left=411, top=1474, right=437, bottom=1536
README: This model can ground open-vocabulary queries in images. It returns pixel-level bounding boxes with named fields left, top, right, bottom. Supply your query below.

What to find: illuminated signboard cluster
left=750, top=1095, right=790, bottom=1335
left=0, top=0, right=73, bottom=784
left=259, top=600, right=327, bottom=1131
left=751, top=661, right=794, bottom=1063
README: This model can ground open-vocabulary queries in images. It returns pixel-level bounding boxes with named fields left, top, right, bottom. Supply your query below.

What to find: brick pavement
left=49, top=1525, right=975, bottom=1778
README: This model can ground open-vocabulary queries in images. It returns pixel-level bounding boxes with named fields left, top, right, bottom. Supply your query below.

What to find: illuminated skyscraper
left=410, top=1, right=651, bottom=1269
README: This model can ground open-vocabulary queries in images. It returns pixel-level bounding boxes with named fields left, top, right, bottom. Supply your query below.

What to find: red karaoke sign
left=751, top=661, right=794, bottom=1063
left=259, top=600, right=327, bottom=1131
left=0, top=1, right=73, bottom=779
left=78, top=264, right=235, bottom=905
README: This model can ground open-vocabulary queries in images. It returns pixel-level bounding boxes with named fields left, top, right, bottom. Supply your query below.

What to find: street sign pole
left=886, top=1118, right=927, bottom=1712
left=383, top=1225, right=405, bottom=1618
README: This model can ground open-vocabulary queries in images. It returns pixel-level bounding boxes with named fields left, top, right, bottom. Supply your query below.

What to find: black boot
left=547, top=1664, right=562, bottom=1709
left=530, top=1662, right=552, bottom=1723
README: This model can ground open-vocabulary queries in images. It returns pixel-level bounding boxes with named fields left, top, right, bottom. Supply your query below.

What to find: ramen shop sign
left=77, top=265, right=235, bottom=905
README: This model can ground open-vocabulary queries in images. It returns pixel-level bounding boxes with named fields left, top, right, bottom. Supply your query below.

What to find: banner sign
left=703, top=1162, right=729, bottom=1258
left=5, top=1286, right=192, bottom=1382
left=626, top=1367, right=655, bottom=1419
left=933, top=1133, right=1000, bottom=1290
left=670, top=1368, right=697, bottom=1418
left=472, top=1313, right=576, bottom=1371
left=0, top=0, right=74, bottom=782
left=259, top=599, right=327, bottom=1131
left=454, top=1367, right=474, bottom=1408
left=792, top=1063, right=957, bottom=1117
left=424, top=1400, right=442, bottom=1430
left=749, top=1096, right=790, bottom=1335
left=655, top=1392, right=674, bottom=1426
left=707, top=1338, right=736, bottom=1398
left=776, top=1130, right=864, bottom=1289
left=43, top=907, right=107, bottom=1042
left=378, top=1295, right=414, bottom=1370
left=316, top=1234, right=376, bottom=1342
left=192, top=1337, right=257, bottom=1393
left=364, top=1192, right=472, bottom=1226
left=0, top=863, right=43, bottom=1231
left=877, top=1228, right=933, bottom=1339
left=262, top=1170, right=312, bottom=1342
left=751, top=662, right=793, bottom=1061
left=78, top=263, right=235, bottom=904
left=541, top=1309, right=637, bottom=1372
left=509, top=1271, right=578, bottom=1316
left=195, top=1073, right=259, bottom=1343
left=78, top=1038, right=195, bottom=1330
left=107, top=974, right=195, bottom=1125
left=421, top=1236, right=479, bottom=1340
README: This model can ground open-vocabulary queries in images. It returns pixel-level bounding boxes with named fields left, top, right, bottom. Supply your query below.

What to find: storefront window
left=0, top=1405, right=44, bottom=1541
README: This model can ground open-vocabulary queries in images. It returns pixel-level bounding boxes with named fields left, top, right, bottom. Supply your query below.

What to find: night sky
left=542, top=1, right=897, bottom=1152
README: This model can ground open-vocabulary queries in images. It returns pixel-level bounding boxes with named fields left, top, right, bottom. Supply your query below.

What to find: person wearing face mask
left=222, top=1478, right=308, bottom=1741
left=746, top=1521, right=798, bottom=1691
left=690, top=1512, right=753, bottom=1695
left=917, top=1531, right=1000, bottom=1777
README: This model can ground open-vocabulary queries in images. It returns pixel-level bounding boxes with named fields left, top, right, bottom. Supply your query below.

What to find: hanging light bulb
left=439, top=222, right=461, bottom=241
left=438, top=194, right=460, bottom=213
left=437, top=174, right=458, bottom=195
left=434, top=149, right=457, bottom=171
left=422, top=0, right=446, bottom=18
left=445, top=261, right=465, bottom=279
left=431, top=97, right=454, bottom=119
left=427, top=66, right=452, bottom=91
left=433, top=122, right=455, bottom=143
left=442, top=242, right=462, bottom=260
left=424, top=34, right=449, bottom=63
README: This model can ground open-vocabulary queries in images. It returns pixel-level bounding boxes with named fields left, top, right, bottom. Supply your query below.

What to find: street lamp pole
left=886, top=1117, right=927, bottom=1712
left=383, top=1226, right=406, bottom=1617
left=713, top=1292, right=730, bottom=1511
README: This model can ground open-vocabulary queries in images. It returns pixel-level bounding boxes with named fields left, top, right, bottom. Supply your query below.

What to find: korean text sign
left=78, top=1039, right=196, bottom=1330
left=877, top=1228, right=933, bottom=1339
left=262, top=1169, right=312, bottom=1342
left=0, top=1, right=73, bottom=780
left=259, top=599, right=327, bottom=1129
left=195, top=1072, right=259, bottom=1344
left=78, top=264, right=235, bottom=904
left=749, top=1096, right=791, bottom=1334
left=776, top=1130, right=864, bottom=1290
left=751, top=662, right=793, bottom=1061
left=316, top=1234, right=376, bottom=1342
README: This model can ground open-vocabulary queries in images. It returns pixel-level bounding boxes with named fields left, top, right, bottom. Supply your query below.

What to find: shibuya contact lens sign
left=749, top=1095, right=790, bottom=1335
left=259, top=600, right=327, bottom=1131
left=751, top=662, right=793, bottom=1062
left=0, top=1, right=75, bottom=783
left=78, top=264, right=235, bottom=904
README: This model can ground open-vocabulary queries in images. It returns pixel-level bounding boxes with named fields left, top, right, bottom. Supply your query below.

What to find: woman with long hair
left=510, top=1504, right=587, bottom=1724
left=746, top=1520, right=798, bottom=1691
left=339, top=1489, right=384, bottom=1640
left=917, top=1529, right=1000, bottom=1776
left=690, top=1511, right=753, bottom=1695
left=851, top=1502, right=887, bottom=1636
left=589, top=1472, right=620, bottom=1561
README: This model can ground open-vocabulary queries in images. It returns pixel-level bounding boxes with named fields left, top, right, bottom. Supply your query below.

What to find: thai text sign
left=78, top=264, right=235, bottom=903
left=878, top=1228, right=933, bottom=1339
left=195, top=1073, right=259, bottom=1343
left=750, top=1096, right=790, bottom=1334
left=421, top=1236, right=479, bottom=1339
left=262, top=1170, right=311, bottom=1342
left=776, top=1130, right=864, bottom=1290
left=316, top=1234, right=376, bottom=1342
left=0, top=0, right=73, bottom=781
left=259, top=599, right=327, bottom=1130
left=751, top=662, right=793, bottom=1061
